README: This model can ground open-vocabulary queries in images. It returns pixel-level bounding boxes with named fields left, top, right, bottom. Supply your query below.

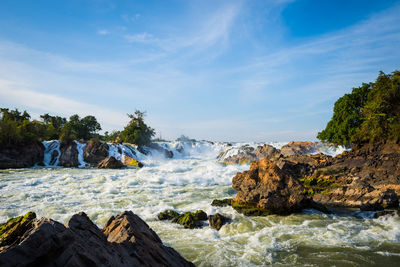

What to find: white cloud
left=97, top=29, right=110, bottom=35
left=124, top=32, right=155, bottom=43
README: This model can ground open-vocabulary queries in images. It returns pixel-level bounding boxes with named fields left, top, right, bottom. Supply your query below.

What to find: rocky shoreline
left=0, top=211, right=194, bottom=267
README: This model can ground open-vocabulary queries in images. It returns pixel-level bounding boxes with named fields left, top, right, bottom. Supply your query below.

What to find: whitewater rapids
left=1, top=141, right=399, bottom=266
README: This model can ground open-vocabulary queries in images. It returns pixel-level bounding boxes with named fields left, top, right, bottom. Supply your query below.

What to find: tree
left=60, top=114, right=101, bottom=144
left=120, top=110, right=155, bottom=146
left=318, top=71, right=400, bottom=146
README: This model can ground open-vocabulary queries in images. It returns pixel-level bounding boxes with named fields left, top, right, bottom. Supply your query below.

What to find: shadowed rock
left=0, top=142, right=44, bottom=169
left=98, top=156, right=124, bottom=169
left=0, top=211, right=194, bottom=267
left=83, top=139, right=109, bottom=166
left=59, top=142, right=79, bottom=167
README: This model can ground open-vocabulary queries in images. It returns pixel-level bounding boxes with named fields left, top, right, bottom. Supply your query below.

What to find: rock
left=0, top=212, right=36, bottom=249
left=83, top=140, right=109, bottom=166
left=280, top=141, right=321, bottom=157
left=373, top=210, right=400, bottom=218
left=253, top=144, right=280, bottom=160
left=0, top=211, right=194, bottom=267
left=147, top=143, right=174, bottom=158
left=158, top=210, right=208, bottom=229
left=157, top=210, right=180, bottom=221
left=208, top=213, right=229, bottom=231
left=97, top=156, right=124, bottom=169
left=232, top=159, right=310, bottom=215
left=0, top=142, right=44, bottom=169
left=223, top=151, right=258, bottom=164
left=124, top=155, right=144, bottom=168
left=211, top=198, right=232, bottom=207
left=59, top=142, right=79, bottom=167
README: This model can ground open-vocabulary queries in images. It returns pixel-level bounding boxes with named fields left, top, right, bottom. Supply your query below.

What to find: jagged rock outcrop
left=59, top=142, right=79, bottom=167
left=0, top=142, right=44, bottom=169
left=98, top=156, right=124, bottom=169
left=83, top=140, right=109, bottom=166
left=221, top=144, right=280, bottom=164
left=232, top=159, right=312, bottom=215
left=280, top=141, right=322, bottom=157
left=0, top=211, right=194, bottom=267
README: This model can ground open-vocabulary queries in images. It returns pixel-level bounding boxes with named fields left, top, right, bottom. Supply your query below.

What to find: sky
left=0, top=0, right=399, bottom=142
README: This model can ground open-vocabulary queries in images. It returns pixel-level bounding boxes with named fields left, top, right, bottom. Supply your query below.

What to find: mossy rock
left=299, top=176, right=337, bottom=196
left=231, top=201, right=271, bottom=216
left=211, top=198, right=232, bottom=207
left=0, top=211, right=36, bottom=247
left=172, top=210, right=208, bottom=229
left=157, top=210, right=180, bottom=221
left=208, top=213, right=229, bottom=230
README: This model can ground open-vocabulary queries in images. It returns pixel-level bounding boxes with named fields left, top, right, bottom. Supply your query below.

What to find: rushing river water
left=1, top=141, right=400, bottom=266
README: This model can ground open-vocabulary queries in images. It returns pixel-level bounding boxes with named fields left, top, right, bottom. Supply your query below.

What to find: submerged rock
left=158, top=210, right=208, bottom=229
left=0, top=211, right=194, bottom=267
left=208, top=213, right=229, bottom=231
left=0, top=142, right=44, bottom=169
left=232, top=159, right=311, bottom=215
left=83, top=139, right=109, bottom=166
left=97, top=156, right=124, bottom=169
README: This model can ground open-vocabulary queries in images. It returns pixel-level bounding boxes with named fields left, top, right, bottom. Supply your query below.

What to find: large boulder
left=59, top=142, right=79, bottom=167
left=280, top=141, right=321, bottom=157
left=0, top=142, right=44, bottom=169
left=98, top=156, right=124, bottom=169
left=0, top=211, right=194, bottom=267
left=123, top=155, right=144, bottom=168
left=83, top=140, right=109, bottom=166
left=232, top=159, right=310, bottom=215
left=223, top=151, right=258, bottom=164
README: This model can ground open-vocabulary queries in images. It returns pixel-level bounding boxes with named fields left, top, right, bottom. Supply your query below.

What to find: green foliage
left=60, top=114, right=101, bottom=144
left=103, top=130, right=121, bottom=143
left=318, top=71, right=400, bottom=145
left=120, top=110, right=155, bottom=146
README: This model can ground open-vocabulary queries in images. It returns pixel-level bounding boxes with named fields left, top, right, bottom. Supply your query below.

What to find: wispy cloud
left=124, top=32, right=155, bottom=43
left=97, top=29, right=110, bottom=35
left=121, top=13, right=140, bottom=23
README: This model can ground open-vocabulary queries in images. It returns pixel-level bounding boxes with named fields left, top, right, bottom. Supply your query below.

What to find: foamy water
left=1, top=141, right=399, bottom=266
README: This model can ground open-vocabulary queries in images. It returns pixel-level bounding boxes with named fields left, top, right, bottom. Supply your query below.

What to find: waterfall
left=74, top=141, right=89, bottom=168
left=42, top=140, right=61, bottom=167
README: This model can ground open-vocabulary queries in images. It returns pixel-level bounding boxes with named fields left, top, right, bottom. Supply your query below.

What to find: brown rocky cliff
left=0, top=142, right=44, bottom=169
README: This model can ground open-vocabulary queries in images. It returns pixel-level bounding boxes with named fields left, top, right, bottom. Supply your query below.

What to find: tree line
left=0, top=108, right=155, bottom=147
left=318, top=70, right=400, bottom=146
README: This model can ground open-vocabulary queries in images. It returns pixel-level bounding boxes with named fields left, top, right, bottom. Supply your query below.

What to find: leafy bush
left=318, top=71, right=400, bottom=146
left=120, top=110, right=155, bottom=146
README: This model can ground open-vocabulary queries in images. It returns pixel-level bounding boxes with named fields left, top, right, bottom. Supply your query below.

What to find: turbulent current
left=1, top=141, right=400, bottom=266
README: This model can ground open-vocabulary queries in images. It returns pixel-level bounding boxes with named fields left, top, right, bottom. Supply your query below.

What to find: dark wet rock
left=211, top=198, right=232, bottom=207
left=232, top=159, right=311, bottom=215
left=158, top=210, right=208, bottom=229
left=83, top=139, right=109, bottom=166
left=97, top=156, right=124, bottom=169
left=157, top=210, right=180, bottom=221
left=373, top=210, right=400, bottom=218
left=0, top=212, right=36, bottom=249
left=147, top=143, right=174, bottom=158
left=0, top=142, right=44, bottom=169
left=0, top=211, right=194, bottom=267
left=208, top=213, right=229, bottom=231
left=59, top=142, right=79, bottom=167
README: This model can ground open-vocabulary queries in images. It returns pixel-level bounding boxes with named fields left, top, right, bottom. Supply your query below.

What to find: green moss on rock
left=231, top=201, right=271, bottom=216
left=0, top=211, right=36, bottom=247
left=157, top=210, right=180, bottom=221
left=211, top=198, right=232, bottom=207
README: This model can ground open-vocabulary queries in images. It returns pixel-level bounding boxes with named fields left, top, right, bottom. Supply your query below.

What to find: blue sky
left=0, top=0, right=399, bottom=142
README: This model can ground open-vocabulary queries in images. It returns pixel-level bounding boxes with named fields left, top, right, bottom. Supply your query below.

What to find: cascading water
left=42, top=140, right=61, bottom=167
left=74, top=141, right=89, bottom=168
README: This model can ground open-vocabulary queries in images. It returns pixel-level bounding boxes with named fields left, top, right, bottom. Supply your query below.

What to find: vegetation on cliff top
left=318, top=71, right=400, bottom=146
left=0, top=108, right=155, bottom=147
